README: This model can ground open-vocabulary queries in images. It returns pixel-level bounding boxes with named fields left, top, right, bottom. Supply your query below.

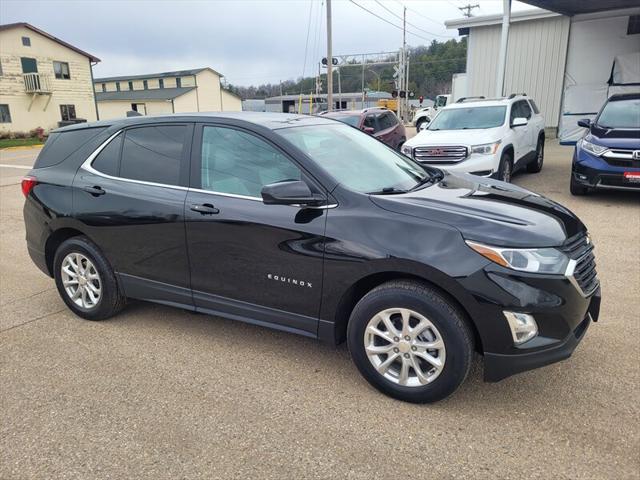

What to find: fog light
left=503, top=311, right=538, bottom=345
left=577, top=174, right=587, bottom=181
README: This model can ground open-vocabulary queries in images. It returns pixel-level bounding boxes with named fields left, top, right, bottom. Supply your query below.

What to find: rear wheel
left=495, top=151, right=513, bottom=183
left=53, top=236, right=126, bottom=320
left=396, top=137, right=406, bottom=151
left=527, top=135, right=544, bottom=173
left=347, top=280, right=474, bottom=403
left=570, top=175, right=590, bottom=196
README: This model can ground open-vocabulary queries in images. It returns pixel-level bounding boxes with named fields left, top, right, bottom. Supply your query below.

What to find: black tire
left=396, top=137, right=406, bottom=152
left=53, top=235, right=126, bottom=321
left=495, top=151, right=514, bottom=183
left=527, top=135, right=544, bottom=173
left=570, top=175, right=589, bottom=196
left=347, top=280, right=474, bottom=403
left=415, top=119, right=426, bottom=133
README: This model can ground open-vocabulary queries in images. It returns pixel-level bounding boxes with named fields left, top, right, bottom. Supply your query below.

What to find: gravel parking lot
left=1, top=141, right=638, bottom=479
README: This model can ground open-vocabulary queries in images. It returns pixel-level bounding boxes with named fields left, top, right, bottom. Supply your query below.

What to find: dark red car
left=322, top=108, right=406, bottom=150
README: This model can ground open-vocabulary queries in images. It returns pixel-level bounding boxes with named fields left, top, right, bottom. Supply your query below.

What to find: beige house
left=0, top=22, right=100, bottom=134
left=94, top=68, right=242, bottom=119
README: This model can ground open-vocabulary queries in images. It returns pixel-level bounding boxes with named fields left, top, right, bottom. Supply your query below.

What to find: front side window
left=60, top=104, right=76, bottom=121
left=277, top=123, right=428, bottom=194
left=379, top=113, right=397, bottom=130
left=0, top=104, right=11, bottom=123
left=429, top=106, right=506, bottom=131
left=363, top=115, right=379, bottom=132
left=597, top=98, right=640, bottom=129
left=200, top=126, right=301, bottom=198
left=53, top=61, right=70, bottom=79
left=120, top=125, right=187, bottom=185
left=519, top=101, right=532, bottom=119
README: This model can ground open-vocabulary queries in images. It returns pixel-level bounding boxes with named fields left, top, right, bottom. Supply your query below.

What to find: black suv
left=23, top=113, right=600, bottom=403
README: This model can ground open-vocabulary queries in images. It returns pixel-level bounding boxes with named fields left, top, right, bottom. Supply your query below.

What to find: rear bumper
left=27, top=244, right=51, bottom=277
left=483, top=288, right=600, bottom=382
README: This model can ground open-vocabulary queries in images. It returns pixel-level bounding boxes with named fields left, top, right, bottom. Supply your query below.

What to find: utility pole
left=326, top=0, right=333, bottom=111
left=400, top=5, right=406, bottom=122
left=459, top=3, right=479, bottom=17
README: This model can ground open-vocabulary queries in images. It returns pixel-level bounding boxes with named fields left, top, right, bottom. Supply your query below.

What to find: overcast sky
left=1, top=0, right=534, bottom=86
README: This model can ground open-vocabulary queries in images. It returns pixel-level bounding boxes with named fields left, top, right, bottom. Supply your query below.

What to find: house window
left=60, top=104, right=76, bottom=121
left=159, top=79, right=164, bottom=89
left=628, top=15, right=640, bottom=35
left=116, top=82, right=121, bottom=91
left=53, top=61, right=70, bottom=79
left=0, top=104, right=11, bottom=123
left=143, top=80, right=148, bottom=90
left=101, top=83, right=106, bottom=92
left=22, top=36, right=31, bottom=46
left=176, top=77, right=181, bottom=88
left=128, top=81, right=133, bottom=90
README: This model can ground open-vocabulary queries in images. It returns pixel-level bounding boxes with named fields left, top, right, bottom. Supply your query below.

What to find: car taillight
left=21, top=176, right=38, bottom=197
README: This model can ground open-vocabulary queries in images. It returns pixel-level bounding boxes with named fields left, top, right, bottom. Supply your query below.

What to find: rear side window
left=34, top=127, right=106, bottom=168
left=91, top=134, right=122, bottom=177
left=528, top=100, right=540, bottom=114
left=120, top=125, right=187, bottom=185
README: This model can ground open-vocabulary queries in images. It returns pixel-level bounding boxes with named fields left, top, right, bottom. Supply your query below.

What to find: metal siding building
left=450, top=11, right=570, bottom=130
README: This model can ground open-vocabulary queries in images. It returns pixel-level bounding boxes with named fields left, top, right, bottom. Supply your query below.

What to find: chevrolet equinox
left=22, top=113, right=601, bottom=403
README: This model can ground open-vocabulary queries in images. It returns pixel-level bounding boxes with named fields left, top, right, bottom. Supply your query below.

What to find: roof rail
left=456, top=96, right=485, bottom=103
left=507, top=93, right=527, bottom=99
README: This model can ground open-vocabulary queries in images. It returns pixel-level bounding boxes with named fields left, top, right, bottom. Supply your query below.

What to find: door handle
left=83, top=185, right=105, bottom=196
left=190, top=203, right=219, bottom=215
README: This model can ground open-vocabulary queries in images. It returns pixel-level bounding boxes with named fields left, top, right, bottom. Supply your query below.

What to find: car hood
left=370, top=172, right=585, bottom=248
left=404, top=127, right=503, bottom=147
left=587, top=127, right=640, bottom=147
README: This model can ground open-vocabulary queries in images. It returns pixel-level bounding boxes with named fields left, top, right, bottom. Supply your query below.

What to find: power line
left=348, top=0, right=449, bottom=44
left=299, top=0, right=314, bottom=94
left=459, top=3, right=480, bottom=17
left=389, top=0, right=448, bottom=29
left=374, top=0, right=450, bottom=38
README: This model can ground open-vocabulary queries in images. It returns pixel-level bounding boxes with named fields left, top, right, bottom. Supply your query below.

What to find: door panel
left=185, top=124, right=327, bottom=333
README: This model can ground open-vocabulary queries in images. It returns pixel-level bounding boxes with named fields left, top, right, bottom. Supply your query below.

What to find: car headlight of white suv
left=401, top=145, right=413, bottom=157
left=470, top=140, right=501, bottom=155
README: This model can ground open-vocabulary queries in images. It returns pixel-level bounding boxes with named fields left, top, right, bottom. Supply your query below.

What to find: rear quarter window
left=34, top=127, right=107, bottom=168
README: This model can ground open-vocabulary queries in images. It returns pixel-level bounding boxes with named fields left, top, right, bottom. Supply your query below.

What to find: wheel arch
left=44, top=227, right=87, bottom=276
left=326, top=270, right=483, bottom=353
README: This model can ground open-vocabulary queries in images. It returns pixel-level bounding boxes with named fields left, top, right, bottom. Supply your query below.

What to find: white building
left=446, top=2, right=639, bottom=142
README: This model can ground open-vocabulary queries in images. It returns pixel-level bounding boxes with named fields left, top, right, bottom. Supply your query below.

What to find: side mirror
left=511, top=117, right=528, bottom=128
left=362, top=126, right=375, bottom=134
left=577, top=118, right=591, bottom=128
left=418, top=122, right=429, bottom=131
left=261, top=180, right=325, bottom=207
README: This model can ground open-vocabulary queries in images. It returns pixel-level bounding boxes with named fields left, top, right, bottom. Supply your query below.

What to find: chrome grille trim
left=413, top=145, right=468, bottom=163
left=561, top=233, right=599, bottom=297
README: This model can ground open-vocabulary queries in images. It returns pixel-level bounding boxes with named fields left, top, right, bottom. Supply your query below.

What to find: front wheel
left=53, top=236, right=126, bottom=320
left=347, top=280, right=474, bottom=403
left=495, top=151, right=514, bottom=183
left=415, top=119, right=427, bottom=133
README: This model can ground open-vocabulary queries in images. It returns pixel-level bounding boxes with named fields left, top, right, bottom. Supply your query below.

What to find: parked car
left=23, top=112, right=599, bottom=403
left=570, top=93, right=640, bottom=195
left=402, top=95, right=546, bottom=182
left=321, top=108, right=406, bottom=150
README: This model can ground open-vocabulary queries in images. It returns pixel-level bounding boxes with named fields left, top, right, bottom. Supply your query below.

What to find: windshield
left=330, top=115, right=361, bottom=127
left=597, top=99, right=640, bottom=129
left=276, top=123, right=430, bottom=193
left=428, top=106, right=506, bottom=130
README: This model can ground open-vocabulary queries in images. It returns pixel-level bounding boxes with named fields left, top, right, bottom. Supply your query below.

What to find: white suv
left=402, top=95, right=545, bottom=182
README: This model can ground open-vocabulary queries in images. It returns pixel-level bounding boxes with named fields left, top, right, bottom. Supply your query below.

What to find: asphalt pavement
left=1, top=141, right=638, bottom=479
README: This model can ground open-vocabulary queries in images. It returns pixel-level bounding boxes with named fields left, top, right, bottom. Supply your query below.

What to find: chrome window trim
left=80, top=130, right=338, bottom=208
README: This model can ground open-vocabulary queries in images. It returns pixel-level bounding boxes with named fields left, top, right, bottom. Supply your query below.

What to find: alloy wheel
left=364, top=308, right=446, bottom=387
left=502, top=160, right=512, bottom=182
left=61, top=252, right=102, bottom=310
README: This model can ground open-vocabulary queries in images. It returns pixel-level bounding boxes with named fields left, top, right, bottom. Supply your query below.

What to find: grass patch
left=0, top=137, right=45, bottom=149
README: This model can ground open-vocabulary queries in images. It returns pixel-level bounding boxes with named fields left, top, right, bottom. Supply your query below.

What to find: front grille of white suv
left=413, top=145, right=468, bottom=164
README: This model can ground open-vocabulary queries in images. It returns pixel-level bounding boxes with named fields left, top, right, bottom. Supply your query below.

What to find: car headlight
left=470, top=140, right=501, bottom=155
left=580, top=138, right=608, bottom=157
left=401, top=145, right=413, bottom=157
left=466, top=241, right=569, bottom=274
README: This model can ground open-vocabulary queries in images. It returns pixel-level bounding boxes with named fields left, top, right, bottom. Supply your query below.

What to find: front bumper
left=572, top=148, right=640, bottom=191
left=484, top=288, right=600, bottom=381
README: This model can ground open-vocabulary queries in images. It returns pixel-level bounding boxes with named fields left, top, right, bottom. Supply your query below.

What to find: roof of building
left=266, top=91, right=393, bottom=102
left=94, top=67, right=222, bottom=83
left=53, top=112, right=338, bottom=133
left=0, top=22, right=100, bottom=62
left=222, top=88, right=242, bottom=100
left=445, top=9, right=560, bottom=29
left=95, top=87, right=197, bottom=102
left=518, top=0, right=638, bottom=16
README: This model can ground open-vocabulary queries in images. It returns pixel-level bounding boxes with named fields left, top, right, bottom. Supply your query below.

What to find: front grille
left=413, top=145, right=468, bottom=163
left=602, top=149, right=640, bottom=169
left=560, top=232, right=599, bottom=296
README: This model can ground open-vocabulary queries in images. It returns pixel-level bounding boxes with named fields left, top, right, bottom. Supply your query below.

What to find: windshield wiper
left=408, top=170, right=444, bottom=192
left=367, top=187, right=408, bottom=195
